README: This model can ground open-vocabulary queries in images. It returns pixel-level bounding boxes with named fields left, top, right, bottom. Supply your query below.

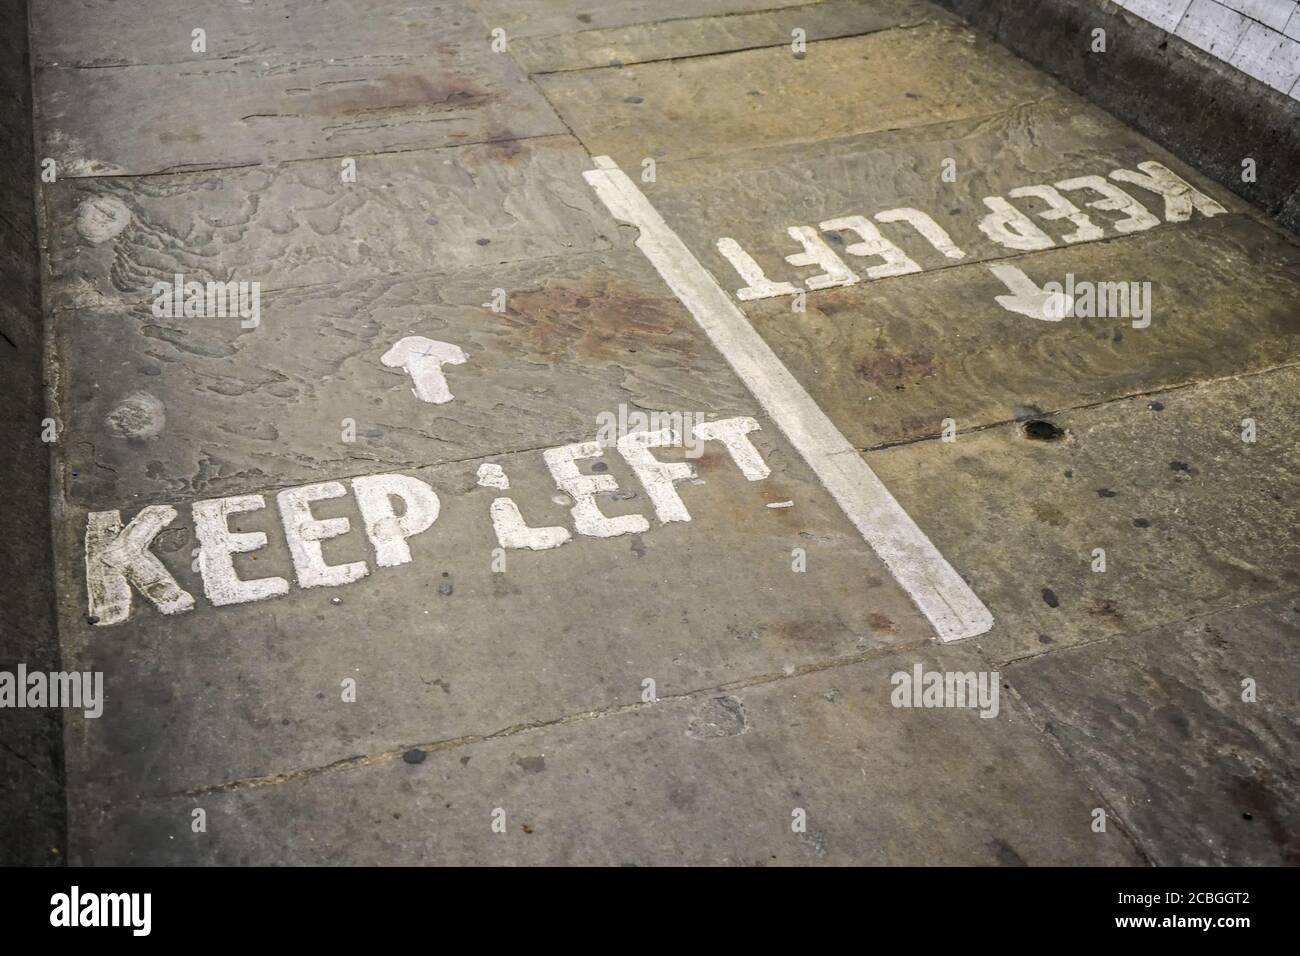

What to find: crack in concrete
left=0, top=739, right=61, bottom=788
left=994, top=592, right=1300, bottom=669
left=58, top=429, right=642, bottom=512
left=973, top=639, right=1158, bottom=866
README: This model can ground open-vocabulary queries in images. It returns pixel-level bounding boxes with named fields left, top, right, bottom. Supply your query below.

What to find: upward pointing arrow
left=381, top=336, right=468, bottom=405
left=988, top=264, right=1072, bottom=321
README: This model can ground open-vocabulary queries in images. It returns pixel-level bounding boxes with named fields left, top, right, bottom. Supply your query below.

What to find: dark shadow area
left=0, top=0, right=65, bottom=866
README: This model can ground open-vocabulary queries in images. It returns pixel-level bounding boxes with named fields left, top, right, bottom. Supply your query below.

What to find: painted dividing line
left=584, top=156, right=993, bottom=642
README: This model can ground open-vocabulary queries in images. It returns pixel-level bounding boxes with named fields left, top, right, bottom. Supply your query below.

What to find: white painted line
left=584, top=157, right=993, bottom=642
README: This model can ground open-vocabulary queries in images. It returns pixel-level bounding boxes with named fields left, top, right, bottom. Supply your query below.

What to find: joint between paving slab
left=37, top=50, right=455, bottom=72
left=975, top=643, right=1157, bottom=866
left=991, top=591, right=1300, bottom=670
left=593, top=92, right=1064, bottom=172
left=856, top=358, right=1300, bottom=455
left=144, top=638, right=934, bottom=803
left=510, top=0, right=831, bottom=44
left=524, top=20, right=941, bottom=76
left=43, top=243, right=618, bottom=317
left=43, top=131, right=576, bottom=182
left=52, top=433, right=604, bottom=513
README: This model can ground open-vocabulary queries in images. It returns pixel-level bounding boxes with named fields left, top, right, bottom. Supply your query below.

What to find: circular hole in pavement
left=1021, top=419, right=1064, bottom=442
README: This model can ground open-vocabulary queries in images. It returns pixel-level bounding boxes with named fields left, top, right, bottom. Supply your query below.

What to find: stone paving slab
left=36, top=29, right=563, bottom=176
left=33, top=0, right=486, bottom=68
left=866, top=364, right=1300, bottom=663
left=42, top=135, right=611, bottom=312
left=741, top=215, right=1300, bottom=448
left=507, top=0, right=944, bottom=74
left=54, top=245, right=756, bottom=507
left=534, top=24, right=1057, bottom=167
left=531, top=40, right=1300, bottom=449
left=1007, top=593, right=1300, bottom=866
left=70, top=643, right=1142, bottom=865
left=642, top=96, right=1257, bottom=298
left=57, top=427, right=931, bottom=806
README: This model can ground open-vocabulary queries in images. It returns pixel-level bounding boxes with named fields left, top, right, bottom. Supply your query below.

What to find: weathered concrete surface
left=57, top=431, right=930, bottom=806
left=35, top=1, right=563, bottom=176
left=641, top=95, right=1258, bottom=295
left=33, top=0, right=488, bottom=68
left=0, top=0, right=65, bottom=866
left=73, top=645, right=1142, bottom=865
left=742, top=215, right=1300, bottom=448
left=867, top=365, right=1300, bottom=664
left=0, top=0, right=39, bottom=336
left=22, top=0, right=1300, bottom=867
left=53, top=247, right=755, bottom=506
left=42, top=135, right=609, bottom=312
left=1008, top=594, right=1300, bottom=866
left=506, top=0, right=947, bottom=74
left=535, top=24, right=1055, bottom=167
left=533, top=19, right=1300, bottom=521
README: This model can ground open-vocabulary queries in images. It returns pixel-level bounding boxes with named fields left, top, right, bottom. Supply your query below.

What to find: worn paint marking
left=583, top=156, right=993, bottom=642
left=83, top=417, right=777, bottom=625
left=988, top=264, right=1072, bottom=320
left=381, top=336, right=467, bottom=405
left=720, top=160, right=1222, bottom=301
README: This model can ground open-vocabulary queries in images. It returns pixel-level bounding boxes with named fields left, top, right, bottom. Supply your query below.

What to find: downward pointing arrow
left=988, top=264, right=1072, bottom=321
left=381, top=336, right=467, bottom=405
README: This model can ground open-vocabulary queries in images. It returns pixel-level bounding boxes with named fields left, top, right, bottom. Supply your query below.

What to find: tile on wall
left=1229, top=18, right=1300, bottom=92
left=1176, top=0, right=1252, bottom=58
left=1114, top=0, right=1195, bottom=32
left=1217, top=0, right=1298, bottom=33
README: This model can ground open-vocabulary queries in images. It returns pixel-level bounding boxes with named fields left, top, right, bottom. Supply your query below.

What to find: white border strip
left=584, top=156, right=992, bottom=642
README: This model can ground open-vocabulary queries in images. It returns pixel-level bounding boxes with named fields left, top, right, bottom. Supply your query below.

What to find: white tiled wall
left=1113, top=0, right=1300, bottom=97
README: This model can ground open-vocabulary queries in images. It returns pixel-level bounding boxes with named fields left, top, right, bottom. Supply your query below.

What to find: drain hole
left=1021, top=419, right=1064, bottom=441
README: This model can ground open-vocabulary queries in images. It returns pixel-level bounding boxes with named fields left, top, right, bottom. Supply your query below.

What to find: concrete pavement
left=16, top=0, right=1300, bottom=864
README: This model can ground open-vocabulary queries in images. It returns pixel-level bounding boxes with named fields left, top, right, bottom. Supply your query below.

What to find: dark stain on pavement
left=866, top=612, right=896, bottom=633
left=991, top=838, right=1028, bottom=866
left=1230, top=773, right=1300, bottom=865
left=500, top=282, right=695, bottom=366
left=853, top=347, right=936, bottom=386
left=307, top=74, right=489, bottom=116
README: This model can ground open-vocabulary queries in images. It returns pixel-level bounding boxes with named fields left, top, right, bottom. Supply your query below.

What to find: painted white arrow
left=381, top=336, right=467, bottom=405
left=988, top=264, right=1073, bottom=321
